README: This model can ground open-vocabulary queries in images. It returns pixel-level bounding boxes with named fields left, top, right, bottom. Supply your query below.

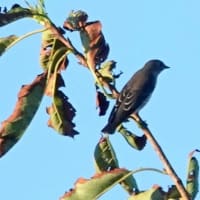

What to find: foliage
left=60, top=169, right=135, bottom=200
left=0, top=73, right=46, bottom=156
left=0, top=1, right=199, bottom=200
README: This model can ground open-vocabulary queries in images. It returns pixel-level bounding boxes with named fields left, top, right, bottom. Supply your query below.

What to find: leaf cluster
left=0, top=1, right=199, bottom=200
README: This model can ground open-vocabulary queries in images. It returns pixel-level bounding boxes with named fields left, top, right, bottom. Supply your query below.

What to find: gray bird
left=101, top=59, right=169, bottom=134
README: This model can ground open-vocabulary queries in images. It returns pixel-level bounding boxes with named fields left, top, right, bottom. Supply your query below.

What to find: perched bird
left=101, top=59, right=169, bottom=134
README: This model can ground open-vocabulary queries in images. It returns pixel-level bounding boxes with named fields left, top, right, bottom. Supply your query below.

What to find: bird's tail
left=101, top=123, right=116, bottom=134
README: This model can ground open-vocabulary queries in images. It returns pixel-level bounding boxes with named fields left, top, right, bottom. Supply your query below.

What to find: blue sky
left=0, top=1, right=200, bottom=199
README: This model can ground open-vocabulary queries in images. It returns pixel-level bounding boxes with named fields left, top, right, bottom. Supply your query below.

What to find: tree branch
left=133, top=114, right=191, bottom=200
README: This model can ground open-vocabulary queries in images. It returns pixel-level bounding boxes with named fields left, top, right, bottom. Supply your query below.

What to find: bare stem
left=135, top=116, right=191, bottom=200
left=6, top=28, right=47, bottom=51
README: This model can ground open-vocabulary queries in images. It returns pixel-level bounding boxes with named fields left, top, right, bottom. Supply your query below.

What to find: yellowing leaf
left=98, top=61, right=117, bottom=83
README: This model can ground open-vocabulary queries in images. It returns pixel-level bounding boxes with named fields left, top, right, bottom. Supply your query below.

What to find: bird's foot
left=136, top=119, right=148, bottom=129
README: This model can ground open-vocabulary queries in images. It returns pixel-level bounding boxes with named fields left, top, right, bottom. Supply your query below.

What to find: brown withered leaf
left=46, top=90, right=79, bottom=137
left=80, top=21, right=109, bottom=69
left=0, top=73, right=46, bottom=157
left=63, top=10, right=88, bottom=31
left=96, top=91, right=109, bottom=116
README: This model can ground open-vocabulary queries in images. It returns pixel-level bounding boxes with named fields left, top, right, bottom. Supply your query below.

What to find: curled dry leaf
left=63, top=10, right=109, bottom=69
left=63, top=10, right=88, bottom=31
left=41, top=29, right=77, bottom=136
left=46, top=90, right=79, bottom=137
left=80, top=21, right=109, bottom=69
left=0, top=73, right=46, bottom=157
left=96, top=91, right=109, bottom=116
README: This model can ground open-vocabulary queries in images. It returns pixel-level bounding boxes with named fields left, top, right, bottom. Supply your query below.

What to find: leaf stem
left=6, top=28, right=47, bottom=51
left=96, top=167, right=167, bottom=199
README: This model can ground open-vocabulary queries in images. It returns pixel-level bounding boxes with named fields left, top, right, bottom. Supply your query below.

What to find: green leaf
left=0, top=35, right=18, bottom=56
left=117, top=125, right=147, bottom=150
left=41, top=29, right=77, bottom=136
left=60, top=168, right=133, bottom=200
left=166, top=185, right=181, bottom=199
left=94, top=136, right=119, bottom=172
left=40, top=30, right=55, bottom=70
left=46, top=90, right=79, bottom=137
left=128, top=185, right=165, bottom=200
left=36, top=0, right=46, bottom=14
left=120, top=175, right=139, bottom=195
left=25, top=0, right=48, bottom=24
left=0, top=73, right=46, bottom=157
left=186, top=153, right=199, bottom=199
left=98, top=60, right=117, bottom=84
left=0, top=2, right=49, bottom=27
left=0, top=4, right=33, bottom=26
left=40, top=29, right=69, bottom=72
left=94, top=136, right=138, bottom=194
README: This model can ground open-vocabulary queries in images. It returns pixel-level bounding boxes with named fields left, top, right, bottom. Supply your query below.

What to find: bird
left=101, top=59, right=169, bottom=134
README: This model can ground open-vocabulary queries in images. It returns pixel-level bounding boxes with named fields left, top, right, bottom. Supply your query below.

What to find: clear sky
left=0, top=1, right=200, bottom=200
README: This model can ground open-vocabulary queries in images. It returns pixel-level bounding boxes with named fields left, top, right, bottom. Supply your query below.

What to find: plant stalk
left=135, top=116, right=191, bottom=200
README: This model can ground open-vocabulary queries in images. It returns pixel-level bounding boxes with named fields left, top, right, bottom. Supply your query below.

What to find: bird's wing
left=108, top=77, right=155, bottom=125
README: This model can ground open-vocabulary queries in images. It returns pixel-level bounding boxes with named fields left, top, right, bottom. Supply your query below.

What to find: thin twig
left=6, top=28, right=47, bottom=51
left=134, top=115, right=191, bottom=200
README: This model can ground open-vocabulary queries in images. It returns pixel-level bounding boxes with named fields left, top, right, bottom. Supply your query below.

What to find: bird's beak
left=164, top=65, right=170, bottom=69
